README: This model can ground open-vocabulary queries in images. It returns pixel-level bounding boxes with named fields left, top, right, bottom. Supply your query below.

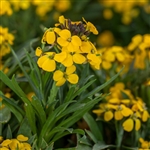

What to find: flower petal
left=115, top=111, right=123, bottom=120
left=42, top=59, right=56, bottom=72
left=54, top=51, right=67, bottom=62
left=135, top=119, right=141, bottom=131
left=17, top=135, right=28, bottom=142
left=53, top=70, right=64, bottom=81
left=66, top=65, right=76, bottom=75
left=73, top=53, right=86, bottom=64
left=62, top=54, right=73, bottom=67
left=123, top=118, right=133, bottom=132
left=104, top=110, right=113, bottom=121
left=67, top=74, right=79, bottom=84
left=46, top=31, right=56, bottom=44
left=35, top=47, right=42, bottom=56
left=56, top=78, right=66, bottom=86
left=59, top=29, right=71, bottom=40
left=37, top=55, right=47, bottom=68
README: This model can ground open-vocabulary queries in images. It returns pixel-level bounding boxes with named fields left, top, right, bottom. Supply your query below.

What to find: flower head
left=53, top=65, right=79, bottom=86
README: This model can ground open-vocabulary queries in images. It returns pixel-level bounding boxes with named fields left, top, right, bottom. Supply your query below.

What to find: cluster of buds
left=93, top=82, right=150, bottom=132
left=36, top=15, right=102, bottom=86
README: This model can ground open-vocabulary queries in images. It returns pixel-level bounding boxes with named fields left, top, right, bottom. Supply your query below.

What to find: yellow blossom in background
left=10, top=0, right=31, bottom=11
left=53, top=65, right=79, bottom=86
left=97, top=30, right=115, bottom=47
left=139, top=138, right=150, bottom=150
left=103, top=8, right=113, bottom=20
left=0, top=135, right=31, bottom=150
left=122, top=113, right=141, bottom=132
left=31, top=0, right=55, bottom=17
left=0, top=0, right=12, bottom=16
left=54, top=0, right=71, bottom=12
left=93, top=103, right=114, bottom=121
left=127, top=34, right=150, bottom=69
left=0, top=92, right=11, bottom=110
left=0, top=26, right=15, bottom=58
left=99, top=0, right=149, bottom=24
left=82, top=17, right=98, bottom=35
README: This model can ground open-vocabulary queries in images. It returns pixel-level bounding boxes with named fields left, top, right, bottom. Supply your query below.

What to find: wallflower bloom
left=57, top=29, right=82, bottom=52
left=139, top=138, right=150, bottom=150
left=0, top=135, right=31, bottom=150
left=37, top=52, right=56, bottom=72
left=122, top=113, right=141, bottom=132
left=0, top=0, right=12, bottom=16
left=93, top=103, right=114, bottom=121
left=53, top=65, right=79, bottom=86
left=0, top=26, right=14, bottom=58
left=82, top=17, right=98, bottom=35
left=114, top=104, right=133, bottom=120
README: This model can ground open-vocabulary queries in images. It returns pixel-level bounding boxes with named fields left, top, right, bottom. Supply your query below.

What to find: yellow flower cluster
left=98, top=46, right=132, bottom=73
left=0, top=135, right=31, bottom=150
left=139, top=138, right=150, bottom=150
left=0, top=0, right=71, bottom=18
left=0, top=0, right=12, bottom=16
left=32, top=0, right=71, bottom=18
left=36, top=15, right=102, bottom=86
left=99, top=0, right=150, bottom=24
left=0, top=92, right=11, bottom=110
left=93, top=82, right=150, bottom=132
left=0, top=26, right=14, bottom=58
left=97, top=33, right=150, bottom=72
left=127, top=34, right=150, bottom=69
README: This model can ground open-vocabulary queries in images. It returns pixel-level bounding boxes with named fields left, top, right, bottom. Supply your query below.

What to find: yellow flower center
left=67, top=37, right=72, bottom=42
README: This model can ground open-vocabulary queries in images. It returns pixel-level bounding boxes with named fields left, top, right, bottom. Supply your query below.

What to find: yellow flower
left=139, top=138, right=150, bottom=149
left=41, top=28, right=56, bottom=44
left=122, top=113, right=141, bottom=132
left=114, top=104, right=133, bottom=120
left=57, top=29, right=81, bottom=52
left=0, top=26, right=14, bottom=58
left=93, top=103, right=114, bottom=121
left=17, top=134, right=28, bottom=142
left=53, top=65, right=79, bottom=86
left=142, top=110, right=149, bottom=122
left=103, top=9, right=113, bottom=20
left=1, top=139, right=12, bottom=147
left=37, top=52, right=56, bottom=72
left=35, top=47, right=42, bottom=56
left=86, top=42, right=102, bottom=70
left=0, top=0, right=12, bottom=16
left=82, top=17, right=98, bottom=35
left=8, top=139, right=20, bottom=149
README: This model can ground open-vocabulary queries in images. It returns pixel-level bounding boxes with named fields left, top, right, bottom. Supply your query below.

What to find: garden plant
left=0, top=0, right=150, bottom=150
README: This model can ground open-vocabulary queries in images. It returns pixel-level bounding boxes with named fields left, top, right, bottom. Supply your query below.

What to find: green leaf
left=83, top=112, right=103, bottom=141
left=51, top=129, right=85, bottom=144
left=79, top=66, right=124, bottom=101
left=17, top=117, right=32, bottom=138
left=0, top=106, right=11, bottom=123
left=57, top=96, right=103, bottom=129
left=21, top=97, right=37, bottom=134
left=56, top=148, right=76, bottom=150
left=85, top=129, right=98, bottom=144
left=0, top=91, right=24, bottom=122
left=78, top=135, right=92, bottom=146
left=93, top=142, right=116, bottom=150
left=6, top=125, right=12, bottom=139
left=73, top=78, right=96, bottom=100
left=31, top=95, right=46, bottom=127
